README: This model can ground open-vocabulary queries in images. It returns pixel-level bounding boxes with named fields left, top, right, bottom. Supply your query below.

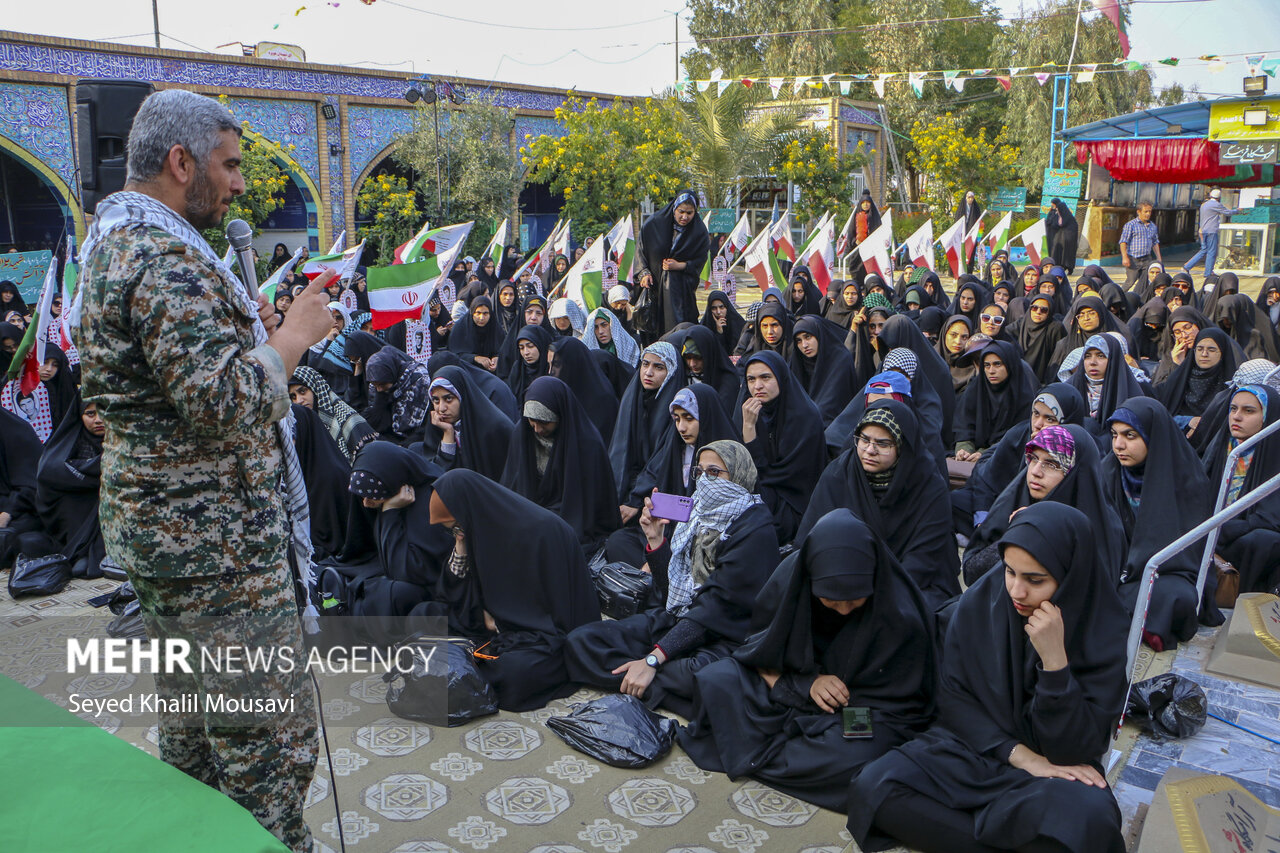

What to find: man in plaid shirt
left=1119, top=201, right=1162, bottom=291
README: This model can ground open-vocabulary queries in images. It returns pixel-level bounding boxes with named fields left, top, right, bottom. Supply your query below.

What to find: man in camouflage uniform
left=75, top=90, right=336, bottom=852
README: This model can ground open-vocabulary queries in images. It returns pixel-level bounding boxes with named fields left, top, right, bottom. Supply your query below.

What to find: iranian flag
left=985, top=211, right=1013, bottom=254
left=854, top=210, right=895, bottom=279
left=7, top=258, right=56, bottom=395
left=605, top=215, right=637, bottom=281
left=962, top=216, right=985, bottom=269
left=798, top=215, right=836, bottom=291
left=744, top=225, right=788, bottom=289
left=328, top=231, right=347, bottom=254
left=796, top=211, right=833, bottom=259
left=835, top=208, right=857, bottom=257
left=939, top=217, right=968, bottom=278
left=393, top=220, right=470, bottom=266
left=722, top=213, right=752, bottom=263
left=59, top=239, right=79, bottom=354
left=903, top=219, right=935, bottom=270
left=552, top=219, right=573, bottom=259
left=300, top=241, right=366, bottom=283
left=563, top=235, right=606, bottom=312
left=509, top=225, right=559, bottom=283
left=368, top=222, right=473, bottom=329
left=261, top=247, right=305, bottom=304
left=771, top=210, right=795, bottom=263
left=482, top=218, right=508, bottom=269
left=1017, top=218, right=1049, bottom=268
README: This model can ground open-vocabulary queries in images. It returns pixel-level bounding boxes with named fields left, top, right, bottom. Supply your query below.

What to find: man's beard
left=183, top=165, right=225, bottom=231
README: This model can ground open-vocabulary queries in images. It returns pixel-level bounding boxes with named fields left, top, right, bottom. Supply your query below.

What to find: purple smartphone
left=649, top=492, right=694, bottom=523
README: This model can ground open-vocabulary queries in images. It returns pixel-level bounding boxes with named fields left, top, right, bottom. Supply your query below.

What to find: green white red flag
left=1016, top=218, right=1048, bottom=268
left=260, top=247, right=305, bottom=304
left=854, top=210, right=895, bottom=279
left=482, top=218, right=508, bottom=270
left=939, top=217, right=968, bottom=278
left=300, top=241, right=366, bottom=284
left=722, top=213, right=752, bottom=264
left=562, top=235, right=606, bottom=313
left=745, top=225, right=788, bottom=289
left=798, top=215, right=836, bottom=291
left=985, top=211, right=1013, bottom=254
left=903, top=219, right=935, bottom=270
left=771, top=210, right=795, bottom=262
left=509, top=223, right=559, bottom=284
left=7, top=258, right=55, bottom=394
left=605, top=215, right=637, bottom=282
left=368, top=221, right=473, bottom=329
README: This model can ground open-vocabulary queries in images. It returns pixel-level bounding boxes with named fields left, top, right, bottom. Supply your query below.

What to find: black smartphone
left=842, top=706, right=873, bottom=739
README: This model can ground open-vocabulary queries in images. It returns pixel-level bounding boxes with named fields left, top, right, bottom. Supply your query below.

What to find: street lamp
left=403, top=78, right=467, bottom=220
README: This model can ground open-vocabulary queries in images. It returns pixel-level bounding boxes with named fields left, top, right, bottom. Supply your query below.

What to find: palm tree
left=674, top=85, right=804, bottom=208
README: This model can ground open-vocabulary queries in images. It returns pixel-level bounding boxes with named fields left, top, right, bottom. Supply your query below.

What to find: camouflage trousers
left=130, top=563, right=319, bottom=853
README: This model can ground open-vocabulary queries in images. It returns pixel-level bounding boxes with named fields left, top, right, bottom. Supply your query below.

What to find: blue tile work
left=346, top=105, right=419, bottom=188
left=514, top=116, right=567, bottom=147
left=225, top=97, right=320, bottom=186
left=840, top=104, right=879, bottom=126
left=0, top=81, right=75, bottom=188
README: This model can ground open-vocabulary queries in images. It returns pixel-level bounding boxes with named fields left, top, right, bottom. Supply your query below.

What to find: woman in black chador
left=635, top=189, right=711, bottom=336
left=848, top=503, right=1128, bottom=853
left=680, top=509, right=936, bottom=811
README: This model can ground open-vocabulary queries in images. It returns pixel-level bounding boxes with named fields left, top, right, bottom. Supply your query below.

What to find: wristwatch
left=644, top=653, right=661, bottom=669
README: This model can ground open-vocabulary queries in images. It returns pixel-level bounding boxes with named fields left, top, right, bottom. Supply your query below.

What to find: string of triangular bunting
left=680, top=52, right=1279, bottom=98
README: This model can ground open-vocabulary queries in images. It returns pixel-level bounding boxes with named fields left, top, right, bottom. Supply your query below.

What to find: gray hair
left=126, top=89, right=241, bottom=183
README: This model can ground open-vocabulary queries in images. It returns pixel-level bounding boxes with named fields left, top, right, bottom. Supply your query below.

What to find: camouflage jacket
left=78, top=225, right=291, bottom=578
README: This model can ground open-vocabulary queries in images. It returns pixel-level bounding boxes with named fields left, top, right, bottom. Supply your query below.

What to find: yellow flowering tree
left=772, top=128, right=871, bottom=227
left=908, top=113, right=1020, bottom=221
left=355, top=173, right=422, bottom=265
left=523, top=96, right=689, bottom=238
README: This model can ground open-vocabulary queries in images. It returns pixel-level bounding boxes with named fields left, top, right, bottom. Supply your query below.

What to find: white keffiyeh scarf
left=71, top=191, right=319, bottom=631
left=665, top=474, right=761, bottom=615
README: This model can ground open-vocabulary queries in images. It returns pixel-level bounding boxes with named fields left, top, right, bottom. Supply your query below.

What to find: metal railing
left=1195, top=415, right=1280, bottom=604
left=1125, top=460, right=1280, bottom=679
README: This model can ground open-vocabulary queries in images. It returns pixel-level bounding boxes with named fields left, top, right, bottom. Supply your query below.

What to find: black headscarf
left=1127, top=297, right=1169, bottom=362
left=1052, top=295, right=1133, bottom=370
left=740, top=301, right=794, bottom=360
left=504, top=324, right=553, bottom=405
left=609, top=341, right=687, bottom=502
left=788, top=315, right=861, bottom=427
left=1068, top=333, right=1149, bottom=425
left=549, top=336, right=620, bottom=442
left=786, top=265, right=823, bottom=317
left=954, top=340, right=1039, bottom=451
left=1098, top=282, right=1132, bottom=323
left=497, top=294, right=554, bottom=378
left=679, top=323, right=742, bottom=416
left=1045, top=199, right=1079, bottom=274
left=0, top=321, right=23, bottom=375
left=1011, top=294, right=1067, bottom=384
left=0, top=281, right=28, bottom=317
left=35, top=399, right=105, bottom=575
left=821, top=279, right=860, bottom=330
left=1255, top=275, right=1280, bottom=328
left=500, top=376, right=618, bottom=549
left=733, top=508, right=936, bottom=723
left=917, top=305, right=948, bottom=344
left=39, top=345, right=77, bottom=429
left=736, top=351, right=827, bottom=545
left=1215, top=292, right=1280, bottom=362
left=1155, top=327, right=1244, bottom=418
left=949, top=280, right=989, bottom=327
left=967, top=423, right=1126, bottom=580
left=475, top=256, right=500, bottom=293
left=636, top=189, right=712, bottom=333
left=0, top=404, right=41, bottom=520
left=877, top=314, right=956, bottom=446
left=492, top=281, right=523, bottom=342
left=364, top=347, right=433, bottom=443
left=700, top=289, right=747, bottom=356
left=937, top=314, right=976, bottom=393
left=415, top=364, right=514, bottom=482
left=1151, top=305, right=1213, bottom=385
left=630, top=383, right=738, bottom=503
left=1200, top=271, right=1239, bottom=318
left=798, top=399, right=960, bottom=606
left=290, top=402, right=353, bottom=560
left=425, top=351, right=520, bottom=423
left=1103, top=398, right=1222, bottom=638
left=447, top=294, right=502, bottom=362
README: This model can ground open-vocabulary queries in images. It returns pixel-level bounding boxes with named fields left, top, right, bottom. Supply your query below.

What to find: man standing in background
left=1119, top=201, right=1162, bottom=291
left=1182, top=188, right=1237, bottom=279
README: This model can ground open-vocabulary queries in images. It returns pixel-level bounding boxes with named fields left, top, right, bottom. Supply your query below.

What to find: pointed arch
left=241, top=128, right=327, bottom=249
left=0, top=135, right=86, bottom=245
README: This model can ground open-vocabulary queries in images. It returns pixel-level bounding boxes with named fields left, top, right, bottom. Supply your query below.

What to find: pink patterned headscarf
left=1024, top=424, right=1075, bottom=473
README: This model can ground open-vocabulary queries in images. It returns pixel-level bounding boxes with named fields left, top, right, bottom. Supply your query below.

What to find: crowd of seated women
left=5, top=243, right=1280, bottom=853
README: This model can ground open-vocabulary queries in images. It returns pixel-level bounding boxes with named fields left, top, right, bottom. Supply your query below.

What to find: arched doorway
left=0, top=138, right=84, bottom=252
left=242, top=129, right=326, bottom=258
left=353, top=146, right=425, bottom=267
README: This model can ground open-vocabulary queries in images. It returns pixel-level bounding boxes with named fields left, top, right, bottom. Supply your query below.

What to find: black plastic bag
left=1126, top=673, right=1208, bottom=740
left=595, top=562, right=653, bottom=620
left=632, top=286, right=656, bottom=338
left=546, top=694, right=677, bottom=768
left=384, top=636, right=498, bottom=727
left=8, top=552, right=71, bottom=598
left=107, top=600, right=148, bottom=640
left=107, top=582, right=137, bottom=615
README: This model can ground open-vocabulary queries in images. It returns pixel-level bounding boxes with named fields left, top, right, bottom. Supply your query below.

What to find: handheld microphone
left=225, top=219, right=260, bottom=301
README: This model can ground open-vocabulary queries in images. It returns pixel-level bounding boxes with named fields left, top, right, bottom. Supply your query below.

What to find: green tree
left=523, top=96, right=689, bottom=239
left=355, top=173, right=422, bottom=266
left=676, top=85, right=804, bottom=210
left=908, top=112, right=1020, bottom=220
left=771, top=127, right=870, bottom=225
left=989, top=0, right=1152, bottom=193
left=683, top=0, right=839, bottom=79
left=393, top=94, right=525, bottom=257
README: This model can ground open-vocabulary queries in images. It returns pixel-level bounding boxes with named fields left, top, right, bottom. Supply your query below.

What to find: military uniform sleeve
left=129, top=244, right=290, bottom=435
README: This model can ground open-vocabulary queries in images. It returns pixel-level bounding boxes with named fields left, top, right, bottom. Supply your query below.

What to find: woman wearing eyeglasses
left=563, top=440, right=779, bottom=718
left=961, top=424, right=1125, bottom=586
left=1154, top=327, right=1244, bottom=430
left=799, top=400, right=960, bottom=609
left=1010, top=295, right=1067, bottom=385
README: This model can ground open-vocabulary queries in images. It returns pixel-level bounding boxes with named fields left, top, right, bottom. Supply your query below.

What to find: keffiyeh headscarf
left=642, top=342, right=680, bottom=393
left=665, top=439, right=761, bottom=614
left=608, top=285, right=631, bottom=305
left=883, top=347, right=918, bottom=379
left=1233, top=359, right=1277, bottom=391
left=862, top=292, right=893, bottom=313
left=583, top=307, right=640, bottom=367
left=549, top=298, right=587, bottom=335
left=1025, top=424, right=1076, bottom=474
left=670, top=386, right=700, bottom=419
left=71, top=191, right=317, bottom=630
left=745, top=301, right=763, bottom=325
left=291, top=365, right=372, bottom=463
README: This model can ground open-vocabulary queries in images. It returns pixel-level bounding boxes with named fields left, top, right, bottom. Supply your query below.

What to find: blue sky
left=4, top=0, right=1278, bottom=97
